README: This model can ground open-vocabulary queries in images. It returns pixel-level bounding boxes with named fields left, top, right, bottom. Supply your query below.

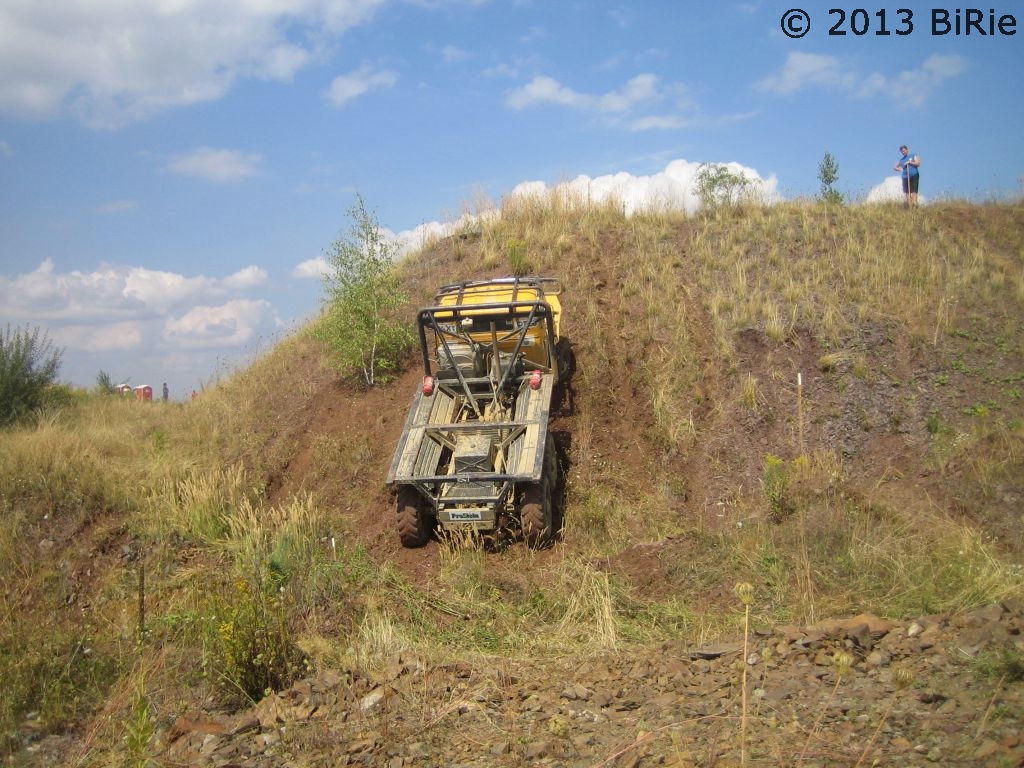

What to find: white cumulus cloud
left=164, top=299, right=274, bottom=349
left=1, top=260, right=138, bottom=320
left=504, top=158, right=778, bottom=216
left=385, top=158, right=780, bottom=256
left=1, top=256, right=286, bottom=391
left=54, top=321, right=146, bottom=353
left=865, top=176, right=927, bottom=204
left=292, top=257, right=332, bottom=280
left=507, top=73, right=661, bottom=114
left=167, top=147, right=263, bottom=183
left=324, top=64, right=397, bottom=108
left=0, top=0, right=388, bottom=128
left=123, top=267, right=219, bottom=311
left=886, top=54, right=967, bottom=107
left=505, top=73, right=700, bottom=131
left=756, top=52, right=854, bottom=95
left=506, top=75, right=590, bottom=111
left=224, top=266, right=269, bottom=290
left=757, top=52, right=967, bottom=108
left=0, top=259, right=270, bottom=327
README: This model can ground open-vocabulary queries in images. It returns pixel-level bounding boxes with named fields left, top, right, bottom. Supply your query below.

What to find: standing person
left=893, top=144, right=920, bottom=206
left=162, top=382, right=169, bottom=402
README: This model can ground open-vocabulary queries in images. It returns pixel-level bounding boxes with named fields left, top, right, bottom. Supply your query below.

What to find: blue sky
left=1, top=1, right=1021, bottom=399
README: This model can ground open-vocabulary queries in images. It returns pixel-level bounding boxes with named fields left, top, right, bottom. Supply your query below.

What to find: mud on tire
left=521, top=434, right=560, bottom=549
left=397, top=486, right=432, bottom=548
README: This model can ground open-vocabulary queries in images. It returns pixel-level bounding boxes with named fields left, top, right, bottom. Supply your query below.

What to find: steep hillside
left=3, top=200, right=1023, bottom=766
left=250, top=201, right=1024, bottom=599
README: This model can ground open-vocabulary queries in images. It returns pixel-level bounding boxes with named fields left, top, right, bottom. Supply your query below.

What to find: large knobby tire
left=521, top=435, right=559, bottom=549
left=397, top=486, right=431, bottom=548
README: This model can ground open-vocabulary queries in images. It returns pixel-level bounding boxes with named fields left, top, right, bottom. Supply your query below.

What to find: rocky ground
left=27, top=599, right=1019, bottom=767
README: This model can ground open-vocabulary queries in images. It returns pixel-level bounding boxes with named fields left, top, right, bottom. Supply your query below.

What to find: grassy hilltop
left=2, top=197, right=1023, bottom=764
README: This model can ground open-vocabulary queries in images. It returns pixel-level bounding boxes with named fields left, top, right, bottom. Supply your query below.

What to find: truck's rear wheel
left=397, top=486, right=431, bottom=548
left=521, top=435, right=558, bottom=549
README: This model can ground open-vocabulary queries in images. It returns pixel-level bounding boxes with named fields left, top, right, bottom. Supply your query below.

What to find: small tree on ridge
left=316, top=195, right=415, bottom=386
left=818, top=151, right=844, bottom=205
left=694, top=163, right=756, bottom=212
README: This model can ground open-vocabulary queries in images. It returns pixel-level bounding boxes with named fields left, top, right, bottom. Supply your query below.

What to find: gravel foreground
left=25, top=600, right=1021, bottom=767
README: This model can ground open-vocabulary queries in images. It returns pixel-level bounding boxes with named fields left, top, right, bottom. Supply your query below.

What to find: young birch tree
left=818, top=151, right=844, bottom=205
left=316, top=195, right=414, bottom=386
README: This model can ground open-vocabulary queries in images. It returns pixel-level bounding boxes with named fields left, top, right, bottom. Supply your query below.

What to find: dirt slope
left=127, top=213, right=1017, bottom=767
left=207, top=211, right=1022, bottom=765
left=258, top=215, right=1022, bottom=592
left=15, top=208, right=1024, bottom=767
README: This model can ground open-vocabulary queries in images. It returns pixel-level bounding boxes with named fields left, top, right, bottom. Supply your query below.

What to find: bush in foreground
left=0, top=324, right=63, bottom=427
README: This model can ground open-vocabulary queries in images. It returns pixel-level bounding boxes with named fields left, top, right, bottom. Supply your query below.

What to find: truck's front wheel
left=397, top=486, right=431, bottom=548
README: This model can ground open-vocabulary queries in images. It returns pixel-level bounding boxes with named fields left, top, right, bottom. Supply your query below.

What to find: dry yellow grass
left=2, top=197, right=1023, bottom=762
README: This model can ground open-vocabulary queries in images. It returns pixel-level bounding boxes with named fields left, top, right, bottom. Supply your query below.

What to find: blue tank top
left=898, top=152, right=919, bottom=178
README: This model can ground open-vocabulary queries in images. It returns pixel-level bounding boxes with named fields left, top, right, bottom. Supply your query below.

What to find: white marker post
left=797, top=372, right=804, bottom=456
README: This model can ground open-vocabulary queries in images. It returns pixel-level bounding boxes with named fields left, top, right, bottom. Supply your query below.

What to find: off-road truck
left=386, top=276, right=571, bottom=548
